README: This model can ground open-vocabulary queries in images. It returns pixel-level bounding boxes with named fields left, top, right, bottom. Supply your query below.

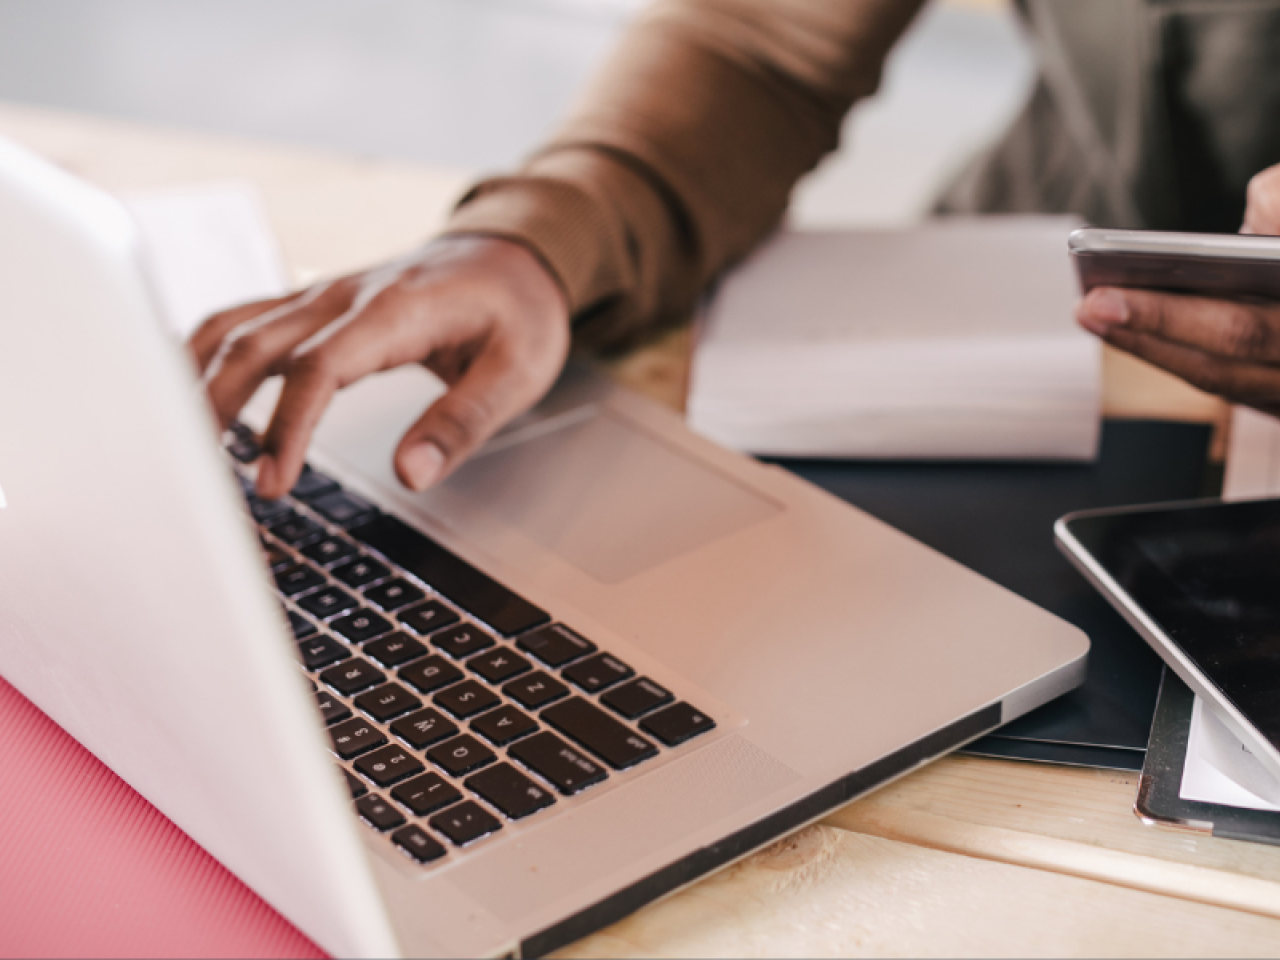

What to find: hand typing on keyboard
left=190, top=234, right=570, bottom=499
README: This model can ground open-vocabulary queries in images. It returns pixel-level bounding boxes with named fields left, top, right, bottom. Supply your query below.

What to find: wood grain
left=558, top=825, right=1280, bottom=958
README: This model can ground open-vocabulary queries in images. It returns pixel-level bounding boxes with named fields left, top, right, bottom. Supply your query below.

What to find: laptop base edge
left=520, top=701, right=1001, bottom=958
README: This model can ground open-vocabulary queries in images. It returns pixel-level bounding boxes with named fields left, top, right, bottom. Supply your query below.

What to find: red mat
left=0, top=676, right=324, bottom=959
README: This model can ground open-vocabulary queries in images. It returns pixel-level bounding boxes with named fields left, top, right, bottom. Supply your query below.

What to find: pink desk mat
left=0, top=676, right=324, bottom=959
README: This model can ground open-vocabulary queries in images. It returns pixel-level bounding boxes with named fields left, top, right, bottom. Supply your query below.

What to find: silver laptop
left=0, top=136, right=1089, bottom=958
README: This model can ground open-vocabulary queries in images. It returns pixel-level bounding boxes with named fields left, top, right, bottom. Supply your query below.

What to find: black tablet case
left=773, top=419, right=1215, bottom=770
left=1138, top=669, right=1280, bottom=845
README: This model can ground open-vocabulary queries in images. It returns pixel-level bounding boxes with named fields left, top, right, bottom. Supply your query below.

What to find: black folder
left=773, top=419, right=1215, bottom=770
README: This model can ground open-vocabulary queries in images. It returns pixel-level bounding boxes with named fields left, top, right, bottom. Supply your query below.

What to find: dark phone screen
left=1068, top=498, right=1280, bottom=749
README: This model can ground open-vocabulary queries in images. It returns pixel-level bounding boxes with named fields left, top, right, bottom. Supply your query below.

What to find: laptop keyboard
left=225, top=424, right=715, bottom=867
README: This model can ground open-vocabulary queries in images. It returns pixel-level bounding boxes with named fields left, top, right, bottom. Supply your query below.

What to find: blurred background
left=0, top=0, right=1034, bottom=226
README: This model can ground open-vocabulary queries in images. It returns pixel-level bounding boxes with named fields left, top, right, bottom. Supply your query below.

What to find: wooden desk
left=2, top=101, right=1273, bottom=957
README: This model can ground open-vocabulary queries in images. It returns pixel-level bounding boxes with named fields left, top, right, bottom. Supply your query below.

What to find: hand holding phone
left=1072, top=164, right=1280, bottom=416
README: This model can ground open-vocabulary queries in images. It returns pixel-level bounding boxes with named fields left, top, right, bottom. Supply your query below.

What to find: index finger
left=1077, top=286, right=1280, bottom=364
left=189, top=291, right=304, bottom=372
left=253, top=283, right=419, bottom=497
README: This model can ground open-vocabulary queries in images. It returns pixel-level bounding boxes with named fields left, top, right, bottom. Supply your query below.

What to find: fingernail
left=401, top=443, right=446, bottom=491
left=255, top=455, right=277, bottom=497
left=1085, top=289, right=1130, bottom=329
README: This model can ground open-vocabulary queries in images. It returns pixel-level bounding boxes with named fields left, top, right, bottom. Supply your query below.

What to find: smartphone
left=1070, top=227, right=1280, bottom=302
left=1055, top=497, right=1280, bottom=784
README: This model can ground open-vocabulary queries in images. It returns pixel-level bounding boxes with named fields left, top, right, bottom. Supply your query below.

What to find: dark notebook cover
left=772, top=419, right=1215, bottom=768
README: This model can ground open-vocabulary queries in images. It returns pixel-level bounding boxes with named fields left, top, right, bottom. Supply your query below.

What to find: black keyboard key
left=355, top=744, right=425, bottom=787
left=503, top=671, right=569, bottom=710
left=311, top=489, right=376, bottom=527
left=391, top=824, right=447, bottom=864
left=641, top=702, right=716, bottom=746
left=351, top=514, right=549, bottom=637
left=291, top=466, right=340, bottom=502
left=601, top=677, right=673, bottom=720
left=227, top=427, right=260, bottom=463
left=431, top=624, right=494, bottom=660
left=398, top=656, right=463, bottom=695
left=466, top=763, right=555, bottom=820
left=398, top=601, right=459, bottom=637
left=355, top=683, right=422, bottom=722
left=434, top=679, right=500, bottom=719
left=363, top=578, right=425, bottom=612
left=470, top=704, right=537, bottom=746
left=391, top=708, right=458, bottom=750
left=269, top=513, right=324, bottom=546
left=328, top=718, right=387, bottom=759
left=509, top=732, right=607, bottom=796
left=315, top=687, right=352, bottom=725
left=287, top=609, right=317, bottom=639
left=391, top=772, right=461, bottom=816
left=248, top=495, right=290, bottom=524
left=301, top=536, right=358, bottom=567
left=518, top=624, right=596, bottom=668
left=355, top=793, right=406, bottom=832
left=364, top=632, right=428, bottom=668
left=542, top=697, right=657, bottom=770
left=299, top=635, right=350, bottom=672
left=265, top=543, right=294, bottom=572
left=299, top=585, right=358, bottom=620
left=275, top=564, right=325, bottom=597
left=562, top=653, right=633, bottom=694
left=467, top=648, right=531, bottom=685
left=341, top=768, right=367, bottom=798
left=332, top=557, right=390, bottom=589
left=331, top=608, right=392, bottom=645
left=320, top=658, right=385, bottom=696
left=430, top=800, right=501, bottom=847
left=427, top=734, right=495, bottom=776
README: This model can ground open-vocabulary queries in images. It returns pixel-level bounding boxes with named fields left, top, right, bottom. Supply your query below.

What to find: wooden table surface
left=3, top=101, right=1272, bottom=958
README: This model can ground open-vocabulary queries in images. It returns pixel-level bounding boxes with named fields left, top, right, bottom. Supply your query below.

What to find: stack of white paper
left=687, top=217, right=1101, bottom=460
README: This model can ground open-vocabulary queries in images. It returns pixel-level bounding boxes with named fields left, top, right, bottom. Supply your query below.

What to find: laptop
left=0, top=136, right=1089, bottom=958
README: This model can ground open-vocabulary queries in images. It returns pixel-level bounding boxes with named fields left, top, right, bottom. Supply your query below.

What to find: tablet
left=1055, top=497, right=1280, bottom=782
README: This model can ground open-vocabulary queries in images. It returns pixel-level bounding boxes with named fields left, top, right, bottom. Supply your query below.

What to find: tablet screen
left=1067, top=498, right=1280, bottom=749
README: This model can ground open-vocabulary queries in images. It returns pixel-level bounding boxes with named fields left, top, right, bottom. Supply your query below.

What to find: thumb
left=394, top=350, right=535, bottom=491
left=1243, top=164, right=1280, bottom=236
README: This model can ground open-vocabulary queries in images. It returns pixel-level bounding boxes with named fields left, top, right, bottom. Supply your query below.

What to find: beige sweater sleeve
left=443, top=0, right=926, bottom=351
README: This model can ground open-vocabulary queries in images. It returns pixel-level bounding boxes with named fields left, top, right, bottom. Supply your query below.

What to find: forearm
left=443, top=0, right=926, bottom=352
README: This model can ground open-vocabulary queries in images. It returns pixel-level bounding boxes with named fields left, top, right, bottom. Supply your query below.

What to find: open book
left=687, top=217, right=1101, bottom=460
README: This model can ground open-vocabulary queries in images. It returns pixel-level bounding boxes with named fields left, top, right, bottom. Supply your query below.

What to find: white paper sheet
left=121, top=181, right=289, bottom=339
left=1180, top=697, right=1280, bottom=812
left=1223, top=405, right=1280, bottom=502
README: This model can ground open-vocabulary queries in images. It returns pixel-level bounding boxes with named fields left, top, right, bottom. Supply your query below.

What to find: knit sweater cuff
left=442, top=174, right=623, bottom=319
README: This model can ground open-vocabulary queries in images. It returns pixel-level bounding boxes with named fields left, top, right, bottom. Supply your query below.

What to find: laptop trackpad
left=445, top=407, right=779, bottom=584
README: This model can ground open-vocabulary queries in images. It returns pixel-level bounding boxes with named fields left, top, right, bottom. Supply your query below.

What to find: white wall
left=0, top=0, right=1033, bottom=222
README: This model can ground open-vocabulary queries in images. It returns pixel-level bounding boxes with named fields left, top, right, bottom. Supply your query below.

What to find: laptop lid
left=0, top=137, right=398, bottom=957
